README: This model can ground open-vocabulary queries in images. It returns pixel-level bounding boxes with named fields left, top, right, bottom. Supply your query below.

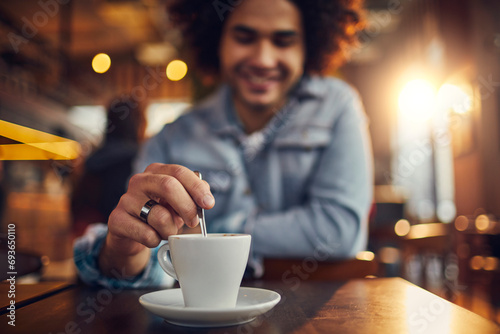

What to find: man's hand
left=99, top=164, right=215, bottom=277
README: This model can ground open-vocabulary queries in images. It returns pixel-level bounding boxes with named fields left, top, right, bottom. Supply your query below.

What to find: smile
left=248, top=75, right=270, bottom=84
left=240, top=72, right=281, bottom=92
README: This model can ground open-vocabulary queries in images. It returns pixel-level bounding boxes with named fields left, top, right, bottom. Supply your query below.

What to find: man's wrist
left=98, top=234, right=150, bottom=278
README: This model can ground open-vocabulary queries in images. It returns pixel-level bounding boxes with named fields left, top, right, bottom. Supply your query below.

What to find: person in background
left=71, top=96, right=146, bottom=237
left=74, top=0, right=373, bottom=287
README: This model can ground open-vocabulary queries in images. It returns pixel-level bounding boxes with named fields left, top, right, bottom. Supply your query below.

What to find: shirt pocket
left=273, top=125, right=331, bottom=149
left=272, top=125, right=332, bottom=206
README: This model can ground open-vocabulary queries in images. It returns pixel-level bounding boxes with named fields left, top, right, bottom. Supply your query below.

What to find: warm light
left=394, top=219, right=411, bottom=237
left=437, top=84, right=472, bottom=114
left=398, top=79, right=436, bottom=121
left=484, top=257, right=499, bottom=271
left=166, top=60, right=188, bottom=81
left=408, top=224, right=431, bottom=239
left=454, top=215, right=469, bottom=231
left=379, top=247, right=400, bottom=264
left=475, top=214, right=490, bottom=232
left=92, top=53, right=111, bottom=73
left=356, top=251, right=375, bottom=261
left=470, top=255, right=485, bottom=270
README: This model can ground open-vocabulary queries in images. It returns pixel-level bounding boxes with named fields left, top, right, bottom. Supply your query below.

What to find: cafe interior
left=1, top=0, right=500, bottom=330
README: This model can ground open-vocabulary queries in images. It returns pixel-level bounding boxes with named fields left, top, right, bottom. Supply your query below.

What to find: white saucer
left=139, top=287, right=281, bottom=328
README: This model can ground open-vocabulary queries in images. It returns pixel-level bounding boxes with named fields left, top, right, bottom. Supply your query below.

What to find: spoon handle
left=194, top=171, right=208, bottom=237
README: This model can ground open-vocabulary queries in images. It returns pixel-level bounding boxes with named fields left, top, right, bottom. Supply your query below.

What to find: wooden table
left=0, top=281, right=71, bottom=313
left=0, top=278, right=498, bottom=334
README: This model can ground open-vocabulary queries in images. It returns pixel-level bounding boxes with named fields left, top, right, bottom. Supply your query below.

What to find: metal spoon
left=194, top=171, right=208, bottom=237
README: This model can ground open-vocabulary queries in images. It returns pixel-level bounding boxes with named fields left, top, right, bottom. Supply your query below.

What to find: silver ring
left=140, top=199, right=158, bottom=224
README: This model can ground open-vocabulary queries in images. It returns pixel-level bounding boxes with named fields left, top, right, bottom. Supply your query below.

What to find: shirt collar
left=196, top=84, right=238, bottom=136
left=293, top=75, right=329, bottom=99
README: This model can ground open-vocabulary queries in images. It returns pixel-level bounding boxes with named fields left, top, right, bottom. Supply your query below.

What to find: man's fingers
left=108, top=208, right=162, bottom=249
left=144, top=203, right=182, bottom=239
left=129, top=173, right=197, bottom=227
left=128, top=166, right=214, bottom=227
left=120, top=193, right=182, bottom=240
left=106, top=164, right=216, bottom=254
left=143, top=164, right=215, bottom=209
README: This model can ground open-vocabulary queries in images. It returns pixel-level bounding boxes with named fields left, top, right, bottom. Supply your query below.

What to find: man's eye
left=234, top=34, right=254, bottom=44
left=273, top=37, right=295, bottom=47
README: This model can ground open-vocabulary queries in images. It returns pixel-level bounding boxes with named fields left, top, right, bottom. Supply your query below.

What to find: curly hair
left=168, top=0, right=365, bottom=75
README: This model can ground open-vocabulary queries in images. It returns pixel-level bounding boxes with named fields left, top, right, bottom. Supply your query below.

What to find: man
left=74, top=0, right=372, bottom=287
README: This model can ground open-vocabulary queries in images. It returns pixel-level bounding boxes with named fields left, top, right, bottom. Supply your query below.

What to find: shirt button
left=244, top=188, right=252, bottom=195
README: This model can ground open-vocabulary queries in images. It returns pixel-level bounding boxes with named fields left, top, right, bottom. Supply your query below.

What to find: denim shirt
left=74, top=76, right=373, bottom=287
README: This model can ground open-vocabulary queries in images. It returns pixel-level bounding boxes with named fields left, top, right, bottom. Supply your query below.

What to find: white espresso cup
left=157, top=233, right=251, bottom=308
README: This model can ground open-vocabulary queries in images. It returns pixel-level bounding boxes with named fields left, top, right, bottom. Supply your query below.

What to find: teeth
left=248, top=76, right=268, bottom=84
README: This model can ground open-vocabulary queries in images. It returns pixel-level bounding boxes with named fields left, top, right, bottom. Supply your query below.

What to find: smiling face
left=218, top=0, right=305, bottom=118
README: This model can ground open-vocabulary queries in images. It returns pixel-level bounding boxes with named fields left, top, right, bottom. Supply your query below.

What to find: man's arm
left=74, top=224, right=173, bottom=287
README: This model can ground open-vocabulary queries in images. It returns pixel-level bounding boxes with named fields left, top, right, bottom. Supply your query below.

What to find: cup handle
left=157, top=243, right=178, bottom=280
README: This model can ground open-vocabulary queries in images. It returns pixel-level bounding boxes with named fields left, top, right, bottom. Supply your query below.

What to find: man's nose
left=249, top=40, right=277, bottom=69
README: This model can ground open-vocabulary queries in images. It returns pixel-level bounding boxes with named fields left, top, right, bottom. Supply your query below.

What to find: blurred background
left=0, top=0, right=499, bottom=324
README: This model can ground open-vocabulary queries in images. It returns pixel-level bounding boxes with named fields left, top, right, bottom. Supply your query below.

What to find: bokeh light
left=92, top=53, right=111, bottom=73
left=437, top=84, right=472, bottom=114
left=470, top=255, right=485, bottom=270
left=166, top=60, right=188, bottom=81
left=484, top=257, right=499, bottom=271
left=475, top=214, right=490, bottom=232
left=356, top=251, right=375, bottom=261
left=394, top=219, right=411, bottom=237
left=454, top=215, right=469, bottom=231
left=379, top=247, right=400, bottom=264
left=398, top=79, right=436, bottom=121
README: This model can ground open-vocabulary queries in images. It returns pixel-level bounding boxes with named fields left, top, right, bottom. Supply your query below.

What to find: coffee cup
left=157, top=233, right=251, bottom=308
